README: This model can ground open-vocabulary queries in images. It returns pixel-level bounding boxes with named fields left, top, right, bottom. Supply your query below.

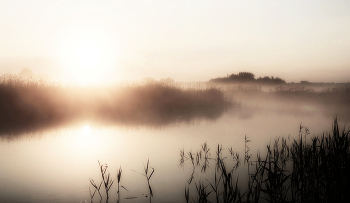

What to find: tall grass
left=89, top=160, right=154, bottom=203
left=290, top=118, right=350, bottom=203
left=144, top=159, right=155, bottom=203
left=0, top=75, right=231, bottom=135
left=181, top=118, right=350, bottom=203
left=88, top=118, right=349, bottom=203
left=89, top=161, right=115, bottom=203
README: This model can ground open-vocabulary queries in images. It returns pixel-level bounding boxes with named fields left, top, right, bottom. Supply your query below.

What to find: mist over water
left=0, top=79, right=349, bottom=203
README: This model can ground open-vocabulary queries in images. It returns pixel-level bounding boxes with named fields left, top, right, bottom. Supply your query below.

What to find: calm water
left=0, top=103, right=347, bottom=203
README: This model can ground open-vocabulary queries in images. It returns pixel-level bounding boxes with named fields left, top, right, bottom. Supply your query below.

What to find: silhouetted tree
left=209, top=72, right=286, bottom=84
left=256, top=76, right=286, bottom=84
left=227, top=72, right=255, bottom=82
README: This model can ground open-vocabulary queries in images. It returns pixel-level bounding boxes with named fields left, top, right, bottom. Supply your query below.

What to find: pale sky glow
left=1, top=0, right=350, bottom=83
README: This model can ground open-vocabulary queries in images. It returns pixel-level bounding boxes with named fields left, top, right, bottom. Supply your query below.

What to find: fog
left=1, top=74, right=349, bottom=137
left=0, top=73, right=350, bottom=202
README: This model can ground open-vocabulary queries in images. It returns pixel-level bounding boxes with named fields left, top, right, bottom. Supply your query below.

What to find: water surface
left=0, top=104, right=347, bottom=203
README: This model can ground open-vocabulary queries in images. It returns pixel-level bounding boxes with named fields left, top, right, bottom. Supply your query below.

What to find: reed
left=2, top=73, right=349, bottom=137
left=290, top=118, right=350, bottom=203
left=87, top=118, right=349, bottom=203
left=144, top=159, right=155, bottom=203
left=180, top=118, right=350, bottom=203
left=89, top=162, right=129, bottom=203
left=89, top=177, right=102, bottom=202
left=88, top=161, right=115, bottom=203
left=0, top=75, right=231, bottom=135
left=116, top=166, right=122, bottom=203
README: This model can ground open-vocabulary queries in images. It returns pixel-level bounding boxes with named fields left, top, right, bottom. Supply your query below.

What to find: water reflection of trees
left=1, top=74, right=349, bottom=139
left=0, top=75, right=230, bottom=138
left=0, top=111, right=227, bottom=140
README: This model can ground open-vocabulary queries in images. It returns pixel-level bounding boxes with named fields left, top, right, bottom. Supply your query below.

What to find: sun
left=56, top=21, right=118, bottom=83
left=83, top=125, right=90, bottom=135
left=73, top=38, right=103, bottom=68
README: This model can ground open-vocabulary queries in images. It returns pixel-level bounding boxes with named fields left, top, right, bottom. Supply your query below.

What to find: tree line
left=209, top=72, right=286, bottom=84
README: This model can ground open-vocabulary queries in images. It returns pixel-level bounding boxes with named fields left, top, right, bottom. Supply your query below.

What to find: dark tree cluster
left=209, top=72, right=286, bottom=84
left=256, top=76, right=286, bottom=84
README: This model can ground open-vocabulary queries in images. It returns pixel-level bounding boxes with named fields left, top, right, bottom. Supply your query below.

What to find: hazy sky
left=1, top=0, right=350, bottom=83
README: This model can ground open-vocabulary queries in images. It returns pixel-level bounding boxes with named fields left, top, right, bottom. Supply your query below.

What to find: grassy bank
left=0, top=75, right=231, bottom=135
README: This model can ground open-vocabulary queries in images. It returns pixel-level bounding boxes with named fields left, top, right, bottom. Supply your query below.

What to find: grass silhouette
left=180, top=118, right=350, bottom=203
left=0, top=75, right=230, bottom=135
left=89, top=118, right=350, bottom=203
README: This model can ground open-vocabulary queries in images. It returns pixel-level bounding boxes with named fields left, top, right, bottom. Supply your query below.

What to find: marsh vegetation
left=0, top=74, right=230, bottom=135
left=180, top=118, right=350, bottom=203
left=89, top=118, right=350, bottom=203
left=1, top=73, right=349, bottom=136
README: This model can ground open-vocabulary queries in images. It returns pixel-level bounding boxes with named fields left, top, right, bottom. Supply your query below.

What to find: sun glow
left=56, top=21, right=118, bottom=83
left=83, top=125, right=90, bottom=135
left=70, top=125, right=96, bottom=151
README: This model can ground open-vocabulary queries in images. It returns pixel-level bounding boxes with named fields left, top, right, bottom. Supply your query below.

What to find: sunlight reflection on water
left=0, top=107, right=347, bottom=203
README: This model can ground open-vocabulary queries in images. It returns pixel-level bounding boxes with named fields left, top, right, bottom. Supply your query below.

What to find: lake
left=0, top=99, right=346, bottom=203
